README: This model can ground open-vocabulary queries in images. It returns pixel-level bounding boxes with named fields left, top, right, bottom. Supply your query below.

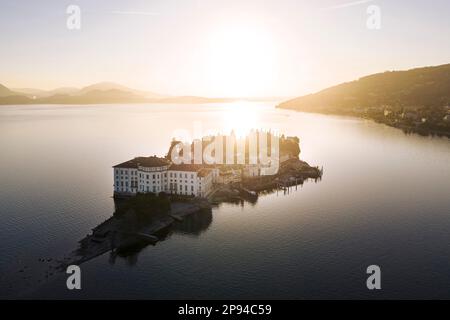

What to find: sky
left=1, top=0, right=450, bottom=98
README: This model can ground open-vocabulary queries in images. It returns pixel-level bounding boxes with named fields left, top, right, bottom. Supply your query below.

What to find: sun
left=205, top=23, right=278, bottom=98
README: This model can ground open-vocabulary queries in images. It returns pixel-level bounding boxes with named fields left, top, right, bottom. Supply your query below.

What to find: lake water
left=0, top=103, right=449, bottom=299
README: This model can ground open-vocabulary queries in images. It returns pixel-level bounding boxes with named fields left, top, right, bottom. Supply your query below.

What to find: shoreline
left=278, top=107, right=450, bottom=139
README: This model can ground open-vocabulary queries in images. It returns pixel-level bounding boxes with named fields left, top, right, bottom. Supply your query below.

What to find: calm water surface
left=0, top=103, right=449, bottom=299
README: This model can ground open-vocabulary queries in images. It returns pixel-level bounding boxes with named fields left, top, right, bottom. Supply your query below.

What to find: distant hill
left=0, top=84, right=19, bottom=97
left=158, top=96, right=236, bottom=104
left=10, top=87, right=46, bottom=97
left=76, top=82, right=166, bottom=100
left=278, top=64, right=450, bottom=112
left=278, top=63, right=450, bottom=138
left=13, top=87, right=79, bottom=98
left=0, top=82, right=236, bottom=105
left=0, top=95, right=32, bottom=104
left=37, top=89, right=152, bottom=104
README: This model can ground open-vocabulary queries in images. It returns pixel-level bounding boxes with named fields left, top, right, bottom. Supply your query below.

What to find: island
left=53, top=132, right=323, bottom=269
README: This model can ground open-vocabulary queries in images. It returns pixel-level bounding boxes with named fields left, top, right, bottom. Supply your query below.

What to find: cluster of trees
left=116, top=193, right=170, bottom=226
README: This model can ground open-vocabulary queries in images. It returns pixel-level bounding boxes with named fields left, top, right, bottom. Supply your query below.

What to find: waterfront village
left=50, top=132, right=323, bottom=269
left=349, top=105, right=450, bottom=137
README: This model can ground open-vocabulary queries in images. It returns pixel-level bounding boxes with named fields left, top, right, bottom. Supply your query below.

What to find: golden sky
left=1, top=0, right=450, bottom=97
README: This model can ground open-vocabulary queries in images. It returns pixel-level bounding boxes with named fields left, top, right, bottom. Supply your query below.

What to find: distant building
left=167, top=164, right=214, bottom=198
left=113, top=156, right=215, bottom=198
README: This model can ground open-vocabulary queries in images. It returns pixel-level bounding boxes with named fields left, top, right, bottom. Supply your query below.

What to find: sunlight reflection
left=221, top=101, right=262, bottom=137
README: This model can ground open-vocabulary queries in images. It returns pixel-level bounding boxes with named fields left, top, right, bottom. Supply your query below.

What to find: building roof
left=198, top=168, right=212, bottom=177
left=168, top=164, right=203, bottom=172
left=113, top=156, right=170, bottom=169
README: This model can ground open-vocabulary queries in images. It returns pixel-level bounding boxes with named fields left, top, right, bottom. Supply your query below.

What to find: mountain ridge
left=0, top=82, right=249, bottom=105
left=0, top=83, right=20, bottom=97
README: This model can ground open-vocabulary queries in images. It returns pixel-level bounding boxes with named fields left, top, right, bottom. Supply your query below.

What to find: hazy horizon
left=4, top=62, right=450, bottom=101
left=2, top=0, right=450, bottom=98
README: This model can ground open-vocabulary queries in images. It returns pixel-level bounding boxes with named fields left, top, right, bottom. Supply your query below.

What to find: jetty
left=55, top=197, right=210, bottom=269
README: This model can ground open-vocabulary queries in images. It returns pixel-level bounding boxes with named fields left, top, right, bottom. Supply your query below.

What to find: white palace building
left=113, top=156, right=216, bottom=198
